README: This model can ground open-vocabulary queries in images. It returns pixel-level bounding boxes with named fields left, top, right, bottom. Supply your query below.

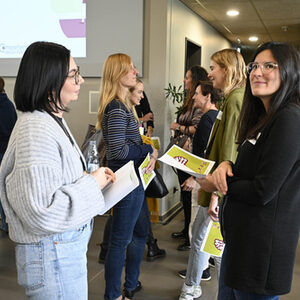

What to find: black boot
left=171, top=230, right=185, bottom=239
left=98, top=244, right=107, bottom=264
left=177, top=239, right=191, bottom=251
left=123, top=281, right=142, bottom=299
left=147, top=239, right=166, bottom=262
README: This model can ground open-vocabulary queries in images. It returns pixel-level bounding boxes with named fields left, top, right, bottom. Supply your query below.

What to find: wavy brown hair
left=181, top=65, right=208, bottom=115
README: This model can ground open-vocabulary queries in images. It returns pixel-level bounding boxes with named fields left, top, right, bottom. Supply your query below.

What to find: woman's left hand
left=211, top=161, right=233, bottom=195
left=196, top=174, right=216, bottom=193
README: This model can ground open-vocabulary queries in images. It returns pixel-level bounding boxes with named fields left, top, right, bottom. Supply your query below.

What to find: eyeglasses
left=67, top=66, right=81, bottom=84
left=246, top=62, right=278, bottom=74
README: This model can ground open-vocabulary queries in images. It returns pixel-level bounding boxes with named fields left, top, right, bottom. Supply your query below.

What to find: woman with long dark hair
left=170, top=66, right=209, bottom=251
left=211, top=42, right=300, bottom=299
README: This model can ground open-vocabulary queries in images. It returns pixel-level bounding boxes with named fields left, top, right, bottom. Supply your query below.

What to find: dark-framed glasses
left=67, top=66, right=80, bottom=84
left=246, top=62, right=278, bottom=74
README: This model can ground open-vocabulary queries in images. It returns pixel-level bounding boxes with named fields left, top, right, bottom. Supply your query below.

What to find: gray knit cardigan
left=0, top=111, right=104, bottom=243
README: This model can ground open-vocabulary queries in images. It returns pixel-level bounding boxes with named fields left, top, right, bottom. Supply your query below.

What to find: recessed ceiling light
left=249, top=36, right=258, bottom=42
left=226, top=10, right=239, bottom=16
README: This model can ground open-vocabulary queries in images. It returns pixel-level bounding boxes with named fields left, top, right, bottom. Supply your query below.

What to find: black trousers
left=177, top=169, right=192, bottom=241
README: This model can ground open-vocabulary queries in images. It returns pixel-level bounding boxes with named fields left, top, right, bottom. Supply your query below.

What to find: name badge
left=247, top=132, right=261, bottom=145
left=216, top=111, right=223, bottom=120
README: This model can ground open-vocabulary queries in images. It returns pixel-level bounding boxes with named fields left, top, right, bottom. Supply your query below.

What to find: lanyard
left=48, top=112, right=86, bottom=172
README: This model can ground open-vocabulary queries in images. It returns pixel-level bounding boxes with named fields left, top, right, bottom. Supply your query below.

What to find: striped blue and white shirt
left=102, top=99, right=153, bottom=171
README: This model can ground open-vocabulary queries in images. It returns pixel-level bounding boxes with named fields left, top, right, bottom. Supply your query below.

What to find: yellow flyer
left=200, top=220, right=225, bottom=257
left=159, top=145, right=215, bottom=178
left=151, top=137, right=160, bottom=150
left=138, top=154, right=156, bottom=190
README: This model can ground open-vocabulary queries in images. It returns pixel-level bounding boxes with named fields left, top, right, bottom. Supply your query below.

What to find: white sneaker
left=193, top=285, right=202, bottom=298
left=179, top=283, right=202, bottom=300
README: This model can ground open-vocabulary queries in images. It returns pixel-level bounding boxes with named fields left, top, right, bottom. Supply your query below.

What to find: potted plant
left=164, top=83, right=185, bottom=117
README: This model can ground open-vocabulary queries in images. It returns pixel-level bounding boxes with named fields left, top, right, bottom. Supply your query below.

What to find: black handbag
left=145, top=169, right=169, bottom=198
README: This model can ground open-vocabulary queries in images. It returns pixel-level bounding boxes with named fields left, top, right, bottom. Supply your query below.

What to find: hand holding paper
left=139, top=154, right=156, bottom=190
left=99, top=161, right=139, bottom=215
left=91, top=167, right=115, bottom=190
left=159, top=145, right=215, bottom=178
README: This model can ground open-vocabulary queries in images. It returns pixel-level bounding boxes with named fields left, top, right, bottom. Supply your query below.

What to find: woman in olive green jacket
left=179, top=49, right=246, bottom=300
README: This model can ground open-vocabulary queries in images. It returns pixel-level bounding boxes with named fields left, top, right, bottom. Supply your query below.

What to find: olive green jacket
left=198, top=87, right=245, bottom=207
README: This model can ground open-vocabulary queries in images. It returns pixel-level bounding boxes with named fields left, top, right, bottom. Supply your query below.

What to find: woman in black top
left=0, top=76, right=17, bottom=232
left=135, top=92, right=154, bottom=137
left=170, top=66, right=209, bottom=250
left=210, top=42, right=300, bottom=299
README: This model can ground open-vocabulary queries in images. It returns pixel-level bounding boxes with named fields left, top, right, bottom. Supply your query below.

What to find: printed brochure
left=200, top=220, right=225, bottom=257
left=158, top=145, right=215, bottom=178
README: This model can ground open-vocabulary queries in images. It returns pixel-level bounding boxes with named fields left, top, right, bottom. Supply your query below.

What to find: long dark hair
left=237, top=42, right=300, bottom=144
left=181, top=65, right=208, bottom=114
left=14, top=41, right=70, bottom=113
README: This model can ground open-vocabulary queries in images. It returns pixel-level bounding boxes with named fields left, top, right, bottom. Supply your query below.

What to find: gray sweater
left=0, top=111, right=104, bottom=243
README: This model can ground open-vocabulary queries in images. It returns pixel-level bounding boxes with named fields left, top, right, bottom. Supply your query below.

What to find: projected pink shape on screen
left=59, top=19, right=86, bottom=38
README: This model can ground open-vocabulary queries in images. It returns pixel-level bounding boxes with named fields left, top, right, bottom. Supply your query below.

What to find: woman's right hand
left=181, top=176, right=196, bottom=191
left=91, top=167, right=116, bottom=190
left=151, top=147, right=158, bottom=160
left=208, top=193, right=219, bottom=222
left=145, top=148, right=158, bottom=173
left=211, top=161, right=233, bottom=195
left=142, top=112, right=154, bottom=122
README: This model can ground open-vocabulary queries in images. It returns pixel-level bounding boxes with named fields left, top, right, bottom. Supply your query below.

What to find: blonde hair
left=211, top=49, right=246, bottom=97
left=96, top=53, right=133, bottom=129
left=128, top=78, right=143, bottom=121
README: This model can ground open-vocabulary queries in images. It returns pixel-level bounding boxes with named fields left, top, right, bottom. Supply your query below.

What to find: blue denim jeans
left=104, top=183, right=149, bottom=300
left=185, top=206, right=221, bottom=286
left=218, top=248, right=279, bottom=300
left=15, top=220, right=93, bottom=299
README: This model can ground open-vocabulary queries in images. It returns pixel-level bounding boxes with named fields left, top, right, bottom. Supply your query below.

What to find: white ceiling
left=179, top=0, right=300, bottom=49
